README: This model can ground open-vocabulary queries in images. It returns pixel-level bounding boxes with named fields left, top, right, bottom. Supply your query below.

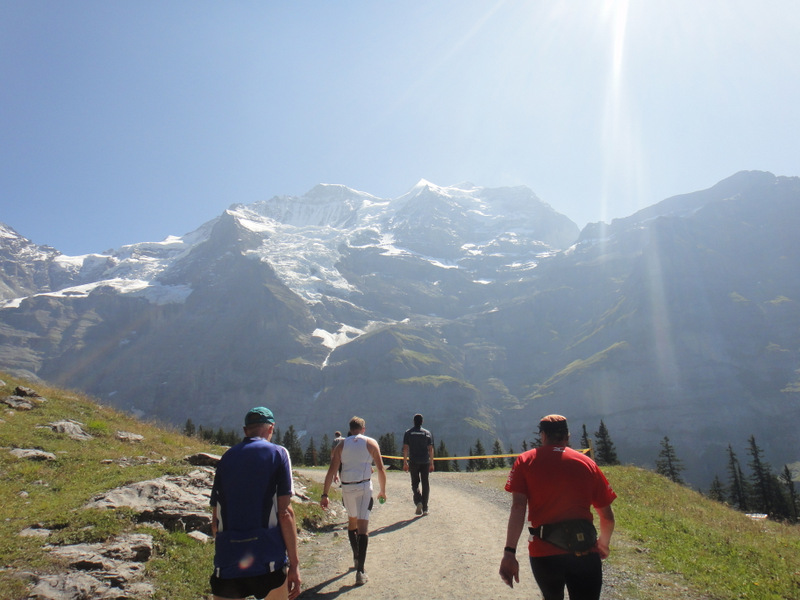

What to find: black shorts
left=530, top=553, right=603, bottom=600
left=210, top=569, right=286, bottom=599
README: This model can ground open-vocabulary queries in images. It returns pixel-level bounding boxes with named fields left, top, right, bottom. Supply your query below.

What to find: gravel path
left=295, top=468, right=539, bottom=599
left=292, top=467, right=666, bottom=600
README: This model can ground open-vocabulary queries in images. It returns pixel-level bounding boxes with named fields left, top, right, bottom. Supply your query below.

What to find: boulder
left=30, top=571, right=111, bottom=600
left=185, top=452, right=221, bottom=466
left=115, top=431, right=143, bottom=443
left=15, top=385, right=42, bottom=397
left=40, top=420, right=93, bottom=441
left=10, top=448, right=57, bottom=461
left=30, top=573, right=154, bottom=600
left=48, top=533, right=153, bottom=582
left=2, top=396, right=35, bottom=410
left=29, top=533, right=156, bottom=600
left=100, top=455, right=166, bottom=468
left=20, top=526, right=52, bottom=538
left=84, top=469, right=213, bottom=533
left=186, top=530, right=212, bottom=543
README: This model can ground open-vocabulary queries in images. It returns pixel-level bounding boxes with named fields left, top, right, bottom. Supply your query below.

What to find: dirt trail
left=295, top=469, right=541, bottom=600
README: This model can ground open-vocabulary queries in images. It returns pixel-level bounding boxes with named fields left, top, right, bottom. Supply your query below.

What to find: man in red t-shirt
left=499, top=415, right=616, bottom=600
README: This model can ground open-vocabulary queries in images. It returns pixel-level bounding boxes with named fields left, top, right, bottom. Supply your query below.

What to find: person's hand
left=596, top=540, right=611, bottom=559
left=320, top=496, right=329, bottom=510
left=403, top=461, right=409, bottom=472
left=287, top=564, right=301, bottom=600
left=377, top=491, right=387, bottom=504
left=429, top=462, right=434, bottom=473
left=499, top=553, right=519, bottom=588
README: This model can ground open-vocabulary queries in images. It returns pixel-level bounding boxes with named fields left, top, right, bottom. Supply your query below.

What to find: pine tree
left=655, top=436, right=685, bottom=484
left=282, top=425, right=304, bottom=466
left=466, top=448, right=475, bottom=472
left=779, top=465, right=799, bottom=523
left=226, top=428, right=239, bottom=446
left=507, top=445, right=516, bottom=468
left=594, top=421, right=619, bottom=466
left=767, top=473, right=792, bottom=521
left=708, top=475, right=727, bottom=503
left=747, top=435, right=775, bottom=514
left=304, top=437, right=317, bottom=466
left=491, top=439, right=505, bottom=469
left=378, top=433, right=399, bottom=469
left=580, top=424, right=590, bottom=452
left=726, top=444, right=749, bottom=511
left=473, top=439, right=489, bottom=471
left=183, top=418, right=196, bottom=437
left=436, top=440, right=451, bottom=472
left=319, top=434, right=331, bottom=465
left=216, top=427, right=226, bottom=445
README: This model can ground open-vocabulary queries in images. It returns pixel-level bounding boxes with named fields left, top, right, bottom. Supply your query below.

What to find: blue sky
left=2, top=1, right=799, bottom=255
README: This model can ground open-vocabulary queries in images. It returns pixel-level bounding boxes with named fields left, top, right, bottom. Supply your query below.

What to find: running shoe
left=356, top=570, right=368, bottom=585
left=415, top=502, right=423, bottom=515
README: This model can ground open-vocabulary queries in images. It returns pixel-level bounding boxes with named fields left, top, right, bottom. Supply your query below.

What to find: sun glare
left=598, top=0, right=646, bottom=226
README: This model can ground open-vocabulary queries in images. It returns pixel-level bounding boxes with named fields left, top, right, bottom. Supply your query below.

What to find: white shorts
left=341, top=481, right=373, bottom=520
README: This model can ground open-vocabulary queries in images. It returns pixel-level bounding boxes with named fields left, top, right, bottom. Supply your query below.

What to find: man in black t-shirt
left=402, top=413, right=434, bottom=516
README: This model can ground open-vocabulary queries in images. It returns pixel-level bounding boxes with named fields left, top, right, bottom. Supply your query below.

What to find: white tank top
left=340, top=434, right=373, bottom=483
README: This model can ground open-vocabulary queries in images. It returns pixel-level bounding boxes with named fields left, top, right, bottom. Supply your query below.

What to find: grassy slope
left=0, top=373, right=323, bottom=600
left=1, top=373, right=798, bottom=600
left=480, top=467, right=800, bottom=600
left=607, top=465, right=800, bottom=600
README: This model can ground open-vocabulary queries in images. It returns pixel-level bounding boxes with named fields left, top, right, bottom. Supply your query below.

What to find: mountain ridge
left=1, top=171, right=798, bottom=487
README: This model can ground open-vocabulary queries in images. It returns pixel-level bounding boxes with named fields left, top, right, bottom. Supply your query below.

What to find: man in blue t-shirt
left=402, top=413, right=434, bottom=516
left=210, top=407, right=301, bottom=600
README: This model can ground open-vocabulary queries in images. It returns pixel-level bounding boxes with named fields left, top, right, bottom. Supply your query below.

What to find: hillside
left=1, top=374, right=798, bottom=600
left=0, top=372, right=329, bottom=600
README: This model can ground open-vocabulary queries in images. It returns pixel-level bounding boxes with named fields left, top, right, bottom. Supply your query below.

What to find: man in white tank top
left=321, top=416, right=387, bottom=586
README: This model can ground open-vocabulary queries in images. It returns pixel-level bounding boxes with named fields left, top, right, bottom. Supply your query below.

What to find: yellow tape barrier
left=381, top=448, right=591, bottom=461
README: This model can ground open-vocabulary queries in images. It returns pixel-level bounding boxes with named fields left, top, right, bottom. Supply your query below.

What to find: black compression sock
left=357, top=533, right=369, bottom=572
left=348, top=529, right=358, bottom=558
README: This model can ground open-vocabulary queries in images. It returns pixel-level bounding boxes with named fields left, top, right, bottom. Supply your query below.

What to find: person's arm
left=428, top=442, right=434, bottom=473
left=321, top=444, right=342, bottom=509
left=594, top=504, right=615, bottom=559
left=402, top=443, right=410, bottom=472
left=499, top=492, right=527, bottom=588
left=369, top=438, right=388, bottom=502
left=277, top=494, right=302, bottom=599
left=211, top=505, right=218, bottom=537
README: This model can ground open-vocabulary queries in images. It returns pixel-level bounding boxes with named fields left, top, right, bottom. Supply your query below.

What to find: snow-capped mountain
left=1, top=172, right=799, bottom=487
left=2, top=179, right=576, bottom=324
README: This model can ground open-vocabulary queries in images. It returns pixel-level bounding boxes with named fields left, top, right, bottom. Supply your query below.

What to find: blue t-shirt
left=210, top=437, right=294, bottom=578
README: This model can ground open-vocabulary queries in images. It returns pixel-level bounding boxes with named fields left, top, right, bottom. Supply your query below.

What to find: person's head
left=334, top=430, right=342, bottom=438
left=538, top=414, right=569, bottom=446
left=349, top=416, right=366, bottom=435
left=413, top=413, right=423, bottom=427
left=243, top=406, right=275, bottom=440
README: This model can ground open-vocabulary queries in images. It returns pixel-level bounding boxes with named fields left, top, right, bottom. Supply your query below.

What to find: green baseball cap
left=244, top=406, right=275, bottom=426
